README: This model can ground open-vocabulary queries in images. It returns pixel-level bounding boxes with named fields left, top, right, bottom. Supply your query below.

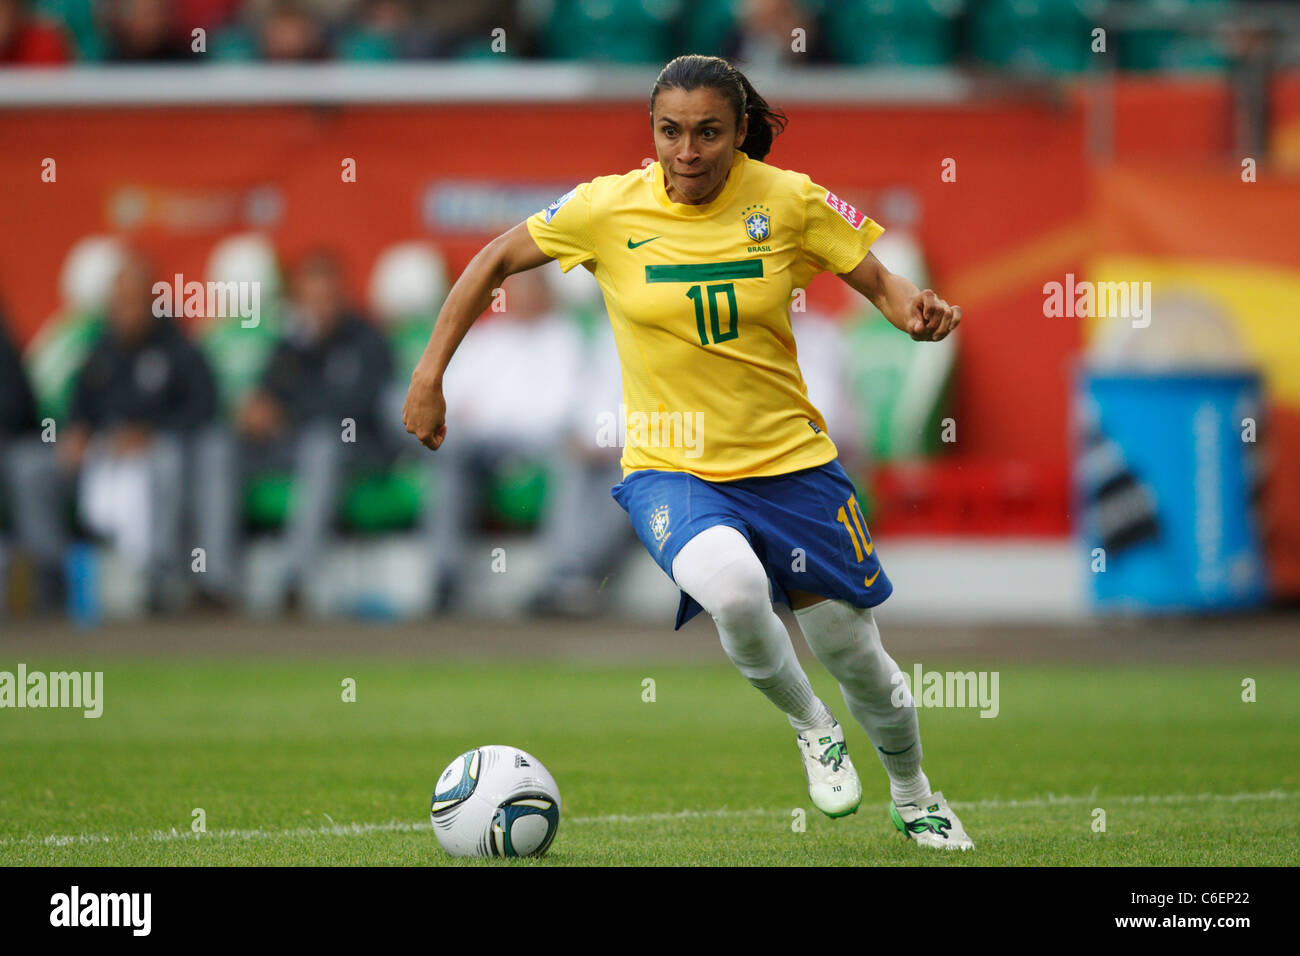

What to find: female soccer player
left=403, top=54, right=972, bottom=850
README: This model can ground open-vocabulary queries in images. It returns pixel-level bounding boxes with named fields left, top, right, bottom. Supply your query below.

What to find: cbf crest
left=650, top=504, right=671, bottom=548
left=741, top=203, right=771, bottom=242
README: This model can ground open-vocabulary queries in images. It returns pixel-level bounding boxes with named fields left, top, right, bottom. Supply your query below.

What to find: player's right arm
left=402, top=221, right=553, bottom=450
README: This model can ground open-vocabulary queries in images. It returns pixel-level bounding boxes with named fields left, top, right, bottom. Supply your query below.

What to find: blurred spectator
left=258, top=0, right=327, bottom=60
left=725, top=0, right=829, bottom=68
left=791, top=308, right=862, bottom=473
left=229, top=249, right=395, bottom=607
left=0, top=0, right=70, bottom=64
left=338, top=0, right=437, bottom=60
left=69, top=256, right=217, bottom=603
left=108, top=0, right=193, bottom=61
left=524, top=312, right=633, bottom=617
left=425, top=265, right=583, bottom=611
left=10, top=254, right=219, bottom=610
left=0, top=310, right=38, bottom=447
left=0, top=310, right=40, bottom=609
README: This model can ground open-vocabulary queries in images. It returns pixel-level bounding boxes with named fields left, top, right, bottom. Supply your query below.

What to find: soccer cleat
left=795, top=720, right=862, bottom=818
left=890, top=790, right=974, bottom=851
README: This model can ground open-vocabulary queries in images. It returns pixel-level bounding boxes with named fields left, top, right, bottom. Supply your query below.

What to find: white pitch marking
left=2, top=790, right=1296, bottom=849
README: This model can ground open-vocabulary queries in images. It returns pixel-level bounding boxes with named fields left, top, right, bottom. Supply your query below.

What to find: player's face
left=652, top=87, right=748, bottom=205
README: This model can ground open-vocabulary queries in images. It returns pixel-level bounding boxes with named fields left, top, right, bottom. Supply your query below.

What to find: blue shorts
left=610, top=458, right=892, bottom=630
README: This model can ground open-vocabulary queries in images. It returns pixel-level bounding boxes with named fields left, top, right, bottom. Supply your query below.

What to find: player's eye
left=702, top=128, right=716, bottom=138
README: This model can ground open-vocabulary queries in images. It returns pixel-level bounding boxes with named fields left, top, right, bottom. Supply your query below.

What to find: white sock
left=793, top=599, right=932, bottom=805
left=672, top=526, right=831, bottom=731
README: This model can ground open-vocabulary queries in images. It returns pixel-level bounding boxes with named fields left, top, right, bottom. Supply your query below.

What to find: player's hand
left=111, top=424, right=154, bottom=455
left=906, top=289, right=961, bottom=342
left=237, top=392, right=284, bottom=441
left=403, top=375, right=448, bottom=451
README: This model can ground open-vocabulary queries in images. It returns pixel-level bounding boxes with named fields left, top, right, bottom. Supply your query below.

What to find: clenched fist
left=906, top=289, right=962, bottom=342
left=403, top=376, right=448, bottom=451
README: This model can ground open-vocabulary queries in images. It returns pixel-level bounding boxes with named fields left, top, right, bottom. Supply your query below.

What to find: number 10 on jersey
left=686, top=283, right=738, bottom=346
left=643, top=259, right=763, bottom=348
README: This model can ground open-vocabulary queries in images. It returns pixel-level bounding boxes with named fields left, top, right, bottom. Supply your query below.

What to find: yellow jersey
left=525, top=148, right=883, bottom=481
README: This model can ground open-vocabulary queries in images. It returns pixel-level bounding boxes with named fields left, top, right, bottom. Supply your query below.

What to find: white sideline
left=2, top=789, right=1296, bottom=850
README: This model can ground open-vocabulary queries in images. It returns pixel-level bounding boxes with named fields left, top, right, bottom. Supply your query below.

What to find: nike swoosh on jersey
left=627, top=236, right=661, bottom=249
left=864, top=568, right=881, bottom=587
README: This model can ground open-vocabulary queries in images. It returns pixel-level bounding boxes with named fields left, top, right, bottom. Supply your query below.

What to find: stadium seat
left=534, top=0, right=681, bottom=64
left=971, top=0, right=1101, bottom=75
left=208, top=25, right=259, bottom=61
left=1118, top=0, right=1231, bottom=72
left=823, top=0, right=964, bottom=68
left=675, top=0, right=740, bottom=58
left=337, top=29, right=398, bottom=61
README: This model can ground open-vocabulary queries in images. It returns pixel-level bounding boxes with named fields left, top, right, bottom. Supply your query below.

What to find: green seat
left=1119, top=0, right=1230, bottom=72
left=243, top=473, right=295, bottom=530
left=824, top=0, right=964, bottom=68
left=485, top=459, right=550, bottom=529
left=538, top=0, right=680, bottom=63
left=243, top=464, right=426, bottom=533
left=338, top=29, right=398, bottom=61
left=341, top=462, right=426, bottom=531
left=209, top=26, right=259, bottom=61
left=243, top=459, right=550, bottom=533
left=676, top=0, right=740, bottom=58
left=972, top=0, right=1100, bottom=75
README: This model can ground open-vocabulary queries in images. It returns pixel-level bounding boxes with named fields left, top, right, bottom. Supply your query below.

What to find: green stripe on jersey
left=644, top=260, right=764, bottom=283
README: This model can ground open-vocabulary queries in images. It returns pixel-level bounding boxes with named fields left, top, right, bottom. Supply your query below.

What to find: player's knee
left=708, top=563, right=772, bottom=632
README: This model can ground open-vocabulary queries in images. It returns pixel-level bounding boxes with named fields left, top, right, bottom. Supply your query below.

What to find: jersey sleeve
left=525, top=181, right=597, bottom=273
left=800, top=177, right=885, bottom=276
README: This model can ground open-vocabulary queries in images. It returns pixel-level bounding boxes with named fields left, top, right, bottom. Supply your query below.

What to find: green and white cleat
left=890, top=791, right=974, bottom=850
left=795, top=719, right=862, bottom=818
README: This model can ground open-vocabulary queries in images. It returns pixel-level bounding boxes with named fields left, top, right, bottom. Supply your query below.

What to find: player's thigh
left=670, top=524, right=771, bottom=620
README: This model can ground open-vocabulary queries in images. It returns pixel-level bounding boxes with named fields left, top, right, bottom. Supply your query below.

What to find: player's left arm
left=837, top=252, right=961, bottom=342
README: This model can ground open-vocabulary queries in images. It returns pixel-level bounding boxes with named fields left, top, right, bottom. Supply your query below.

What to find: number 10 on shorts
left=836, top=494, right=873, bottom=563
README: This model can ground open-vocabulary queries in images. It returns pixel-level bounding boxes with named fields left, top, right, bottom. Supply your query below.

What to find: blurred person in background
left=207, top=0, right=329, bottom=61
left=0, top=0, right=70, bottom=64
left=108, top=0, right=192, bottom=61
left=57, top=253, right=216, bottom=609
left=232, top=249, right=394, bottom=609
left=0, top=309, right=40, bottom=609
left=424, top=266, right=583, bottom=612
left=723, top=0, right=829, bottom=67
left=337, top=0, right=439, bottom=60
left=523, top=314, right=633, bottom=618
left=257, top=0, right=327, bottom=60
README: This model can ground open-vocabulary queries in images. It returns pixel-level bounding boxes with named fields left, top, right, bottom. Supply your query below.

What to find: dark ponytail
left=649, top=54, right=787, bottom=161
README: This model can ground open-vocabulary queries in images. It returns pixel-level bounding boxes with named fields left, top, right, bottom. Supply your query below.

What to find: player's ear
left=735, top=112, right=749, bottom=148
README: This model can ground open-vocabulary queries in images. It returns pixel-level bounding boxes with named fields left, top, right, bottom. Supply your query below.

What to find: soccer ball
left=430, top=745, right=561, bottom=858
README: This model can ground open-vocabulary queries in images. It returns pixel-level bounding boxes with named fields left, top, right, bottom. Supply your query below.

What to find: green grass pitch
left=1, top=657, right=1296, bottom=865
